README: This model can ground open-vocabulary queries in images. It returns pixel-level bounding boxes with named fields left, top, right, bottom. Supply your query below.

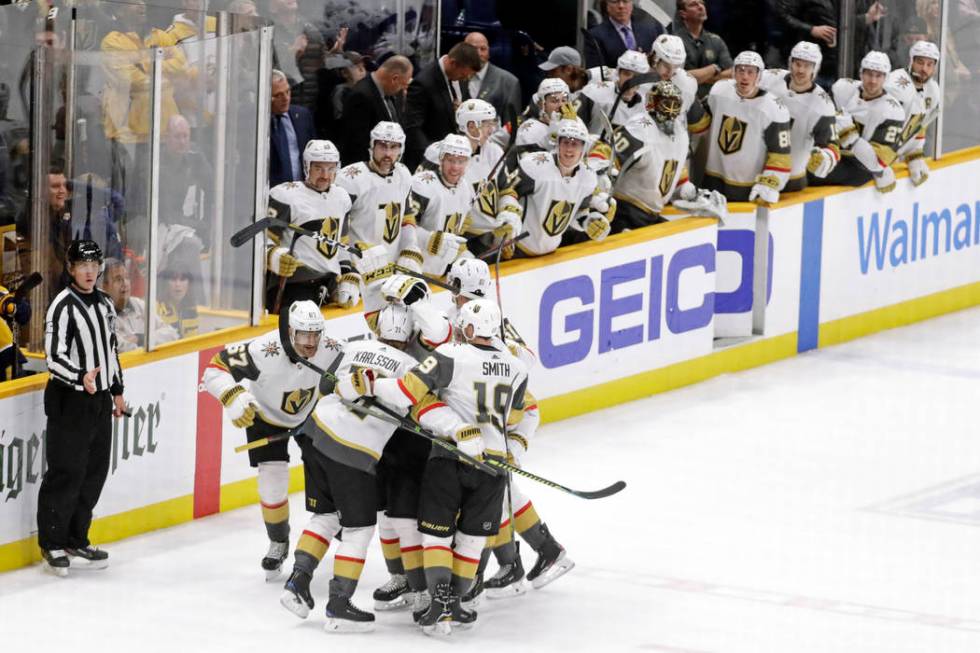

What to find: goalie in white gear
left=405, top=135, right=481, bottom=276
left=817, top=51, right=905, bottom=193
left=496, top=118, right=616, bottom=257
left=702, top=51, right=792, bottom=206
left=335, top=121, right=422, bottom=331
left=359, top=298, right=530, bottom=635
left=759, top=41, right=840, bottom=192
left=278, top=303, right=419, bottom=632
left=266, top=140, right=358, bottom=311
left=576, top=50, right=651, bottom=133
left=885, top=40, right=941, bottom=187
left=202, top=301, right=342, bottom=581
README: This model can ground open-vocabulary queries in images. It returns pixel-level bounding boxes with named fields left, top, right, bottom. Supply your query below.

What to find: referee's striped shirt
left=45, top=285, right=125, bottom=395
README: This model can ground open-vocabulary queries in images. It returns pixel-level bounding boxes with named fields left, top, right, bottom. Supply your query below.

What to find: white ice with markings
left=3, top=307, right=980, bottom=652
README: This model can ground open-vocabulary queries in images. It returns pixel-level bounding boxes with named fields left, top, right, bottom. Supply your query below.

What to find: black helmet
left=66, top=239, right=103, bottom=265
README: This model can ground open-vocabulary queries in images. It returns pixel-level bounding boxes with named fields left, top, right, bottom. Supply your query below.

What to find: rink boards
left=1, top=148, right=978, bottom=572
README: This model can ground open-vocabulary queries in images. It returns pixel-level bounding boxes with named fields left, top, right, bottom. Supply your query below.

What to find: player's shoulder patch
left=341, top=163, right=365, bottom=179
left=260, top=339, right=282, bottom=358
left=416, top=170, right=437, bottom=185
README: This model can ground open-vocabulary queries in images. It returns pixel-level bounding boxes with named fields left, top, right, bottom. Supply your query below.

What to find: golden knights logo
left=318, top=217, right=340, bottom=257
left=543, top=199, right=574, bottom=237
left=718, top=115, right=748, bottom=155
left=659, top=160, right=679, bottom=198
left=477, top=180, right=497, bottom=217
left=443, top=212, right=467, bottom=235
left=900, top=114, right=924, bottom=146
left=379, top=201, right=402, bottom=243
left=281, top=386, right=315, bottom=416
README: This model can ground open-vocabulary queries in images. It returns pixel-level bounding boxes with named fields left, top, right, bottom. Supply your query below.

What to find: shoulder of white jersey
left=759, top=68, right=788, bottom=92
left=810, top=85, right=837, bottom=114
left=392, top=162, right=413, bottom=183
left=412, top=168, right=443, bottom=194
left=423, top=140, right=442, bottom=166
left=884, top=69, right=914, bottom=99
left=880, top=92, right=907, bottom=119
left=269, top=180, right=304, bottom=201
left=756, top=90, right=791, bottom=121
left=671, top=69, right=698, bottom=95
left=581, top=80, right=615, bottom=101
left=831, top=78, right=860, bottom=106
left=336, top=161, right=370, bottom=191
left=708, top=79, right=736, bottom=99
left=518, top=149, right=558, bottom=178
left=517, top=119, right=547, bottom=139
left=327, top=183, right=353, bottom=209
left=481, top=140, right=504, bottom=160
left=623, top=112, right=655, bottom=136
left=247, top=329, right=286, bottom=368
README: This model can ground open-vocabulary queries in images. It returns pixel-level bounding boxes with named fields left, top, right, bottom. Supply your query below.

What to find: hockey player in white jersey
left=335, top=121, right=423, bottom=330
left=420, top=99, right=504, bottom=189
left=886, top=40, right=941, bottom=186
left=266, top=140, right=359, bottom=310
left=818, top=51, right=906, bottom=193
left=202, top=301, right=342, bottom=580
left=497, top=118, right=616, bottom=257
left=356, top=298, right=530, bottom=635
left=703, top=51, right=792, bottom=205
left=514, top=78, right=576, bottom=155
left=279, top=303, right=418, bottom=632
left=650, top=34, right=709, bottom=135
left=406, top=135, right=482, bottom=276
left=576, top=50, right=651, bottom=133
left=759, top=41, right=840, bottom=192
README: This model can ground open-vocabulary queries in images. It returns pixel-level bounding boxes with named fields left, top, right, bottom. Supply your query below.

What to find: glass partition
left=939, top=0, right=980, bottom=153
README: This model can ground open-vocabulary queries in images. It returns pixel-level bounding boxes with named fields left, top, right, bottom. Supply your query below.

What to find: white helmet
left=651, top=34, right=686, bottom=68
left=790, top=41, right=822, bottom=76
left=303, top=140, right=340, bottom=178
left=457, top=298, right=500, bottom=340
left=439, top=134, right=472, bottom=160
left=376, top=303, right=413, bottom=343
left=860, top=50, right=892, bottom=75
left=733, top=50, right=765, bottom=73
left=456, top=99, right=497, bottom=134
left=369, top=120, right=406, bottom=160
left=617, top=50, right=650, bottom=74
left=909, top=40, right=940, bottom=63
left=534, top=77, right=570, bottom=105
left=288, top=300, right=325, bottom=333
left=447, top=258, right=491, bottom=297
left=555, top=118, right=589, bottom=145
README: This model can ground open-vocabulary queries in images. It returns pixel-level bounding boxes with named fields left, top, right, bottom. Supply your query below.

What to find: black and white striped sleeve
left=45, top=293, right=86, bottom=385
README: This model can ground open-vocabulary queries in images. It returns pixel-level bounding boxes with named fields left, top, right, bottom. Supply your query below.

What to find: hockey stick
left=478, top=230, right=529, bottom=261
left=484, top=460, right=626, bottom=500
left=234, top=427, right=300, bottom=453
left=486, top=103, right=525, bottom=184
left=580, top=27, right=608, bottom=82
left=231, top=216, right=363, bottom=258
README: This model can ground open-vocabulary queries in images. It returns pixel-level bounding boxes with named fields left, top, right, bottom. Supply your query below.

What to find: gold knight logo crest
left=659, top=160, right=679, bottom=198
left=318, top=217, right=340, bottom=257
left=543, top=199, right=574, bottom=237
left=282, top=387, right=315, bottom=415
left=718, top=115, right=747, bottom=155
left=381, top=201, right=402, bottom=243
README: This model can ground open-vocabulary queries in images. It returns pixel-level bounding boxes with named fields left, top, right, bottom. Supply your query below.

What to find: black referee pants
left=37, top=381, right=113, bottom=551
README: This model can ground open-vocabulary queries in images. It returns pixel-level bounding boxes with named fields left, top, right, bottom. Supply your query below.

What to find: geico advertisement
left=763, top=202, right=804, bottom=337
left=715, top=210, right=764, bottom=338
left=0, top=355, right=197, bottom=546
left=498, top=223, right=718, bottom=399
left=819, top=158, right=980, bottom=322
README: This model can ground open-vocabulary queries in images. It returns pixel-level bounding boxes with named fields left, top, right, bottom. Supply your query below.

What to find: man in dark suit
left=584, top=0, right=664, bottom=69
left=463, top=32, right=523, bottom=125
left=338, top=55, right=413, bottom=165
left=269, top=69, right=315, bottom=187
left=403, top=42, right=482, bottom=170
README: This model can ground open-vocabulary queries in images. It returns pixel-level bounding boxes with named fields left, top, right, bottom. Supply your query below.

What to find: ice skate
left=262, top=540, right=289, bottom=581
left=373, top=573, right=410, bottom=611
left=279, top=569, right=314, bottom=619
left=324, top=595, right=375, bottom=633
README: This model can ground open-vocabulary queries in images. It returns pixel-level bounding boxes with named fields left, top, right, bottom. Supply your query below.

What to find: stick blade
left=572, top=480, right=626, bottom=500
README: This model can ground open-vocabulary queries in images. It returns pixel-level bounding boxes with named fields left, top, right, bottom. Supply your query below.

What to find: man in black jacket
left=339, top=56, right=413, bottom=164
left=403, top=43, right=481, bottom=170
left=584, top=0, right=664, bottom=69
left=777, top=0, right=840, bottom=86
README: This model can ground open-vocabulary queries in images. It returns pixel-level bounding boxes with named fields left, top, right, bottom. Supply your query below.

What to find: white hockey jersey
left=203, top=328, right=343, bottom=429
left=760, top=70, right=839, bottom=191
left=375, top=340, right=529, bottom=460
left=497, top=151, right=599, bottom=256
left=885, top=68, right=941, bottom=159
left=703, top=81, right=792, bottom=201
left=611, top=114, right=690, bottom=216
left=306, top=338, right=417, bottom=474
left=268, top=181, right=353, bottom=276
left=576, top=78, right=649, bottom=134
left=421, top=138, right=505, bottom=192
left=514, top=118, right=554, bottom=153
left=832, top=79, right=905, bottom=169
left=335, top=161, right=417, bottom=262
left=405, top=169, right=483, bottom=275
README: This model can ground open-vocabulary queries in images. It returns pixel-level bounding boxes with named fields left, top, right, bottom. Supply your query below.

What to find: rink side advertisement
left=3, top=149, right=980, bottom=571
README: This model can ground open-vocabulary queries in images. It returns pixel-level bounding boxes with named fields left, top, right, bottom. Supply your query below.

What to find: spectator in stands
left=339, top=55, right=412, bottom=164
left=0, top=133, right=14, bottom=227
left=268, top=0, right=326, bottom=110
left=403, top=42, right=481, bottom=170
left=670, top=0, right=733, bottom=97
left=157, top=265, right=200, bottom=338
left=539, top=47, right=591, bottom=95
left=328, top=51, right=368, bottom=122
left=464, top=32, right=523, bottom=123
left=100, top=258, right=178, bottom=352
left=39, top=166, right=73, bottom=300
left=584, top=0, right=663, bottom=69
left=160, top=115, right=212, bottom=248
left=269, top=69, right=315, bottom=186
left=854, top=1, right=904, bottom=68
left=917, top=0, right=972, bottom=87
left=895, top=16, right=931, bottom=69
left=227, top=0, right=258, bottom=15
left=776, top=0, right=839, bottom=88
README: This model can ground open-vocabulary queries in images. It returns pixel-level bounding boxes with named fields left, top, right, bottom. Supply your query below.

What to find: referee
left=37, top=239, right=127, bottom=575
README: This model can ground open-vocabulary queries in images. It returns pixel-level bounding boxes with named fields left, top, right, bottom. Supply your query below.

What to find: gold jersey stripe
left=334, top=555, right=366, bottom=581
left=312, top=413, right=381, bottom=461
left=423, top=545, right=453, bottom=571
left=297, top=531, right=329, bottom=560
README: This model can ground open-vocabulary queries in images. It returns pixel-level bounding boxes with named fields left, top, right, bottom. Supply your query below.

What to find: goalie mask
left=646, top=80, right=682, bottom=135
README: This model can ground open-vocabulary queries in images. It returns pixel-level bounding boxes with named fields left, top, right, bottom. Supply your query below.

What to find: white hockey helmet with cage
left=303, top=140, right=340, bottom=178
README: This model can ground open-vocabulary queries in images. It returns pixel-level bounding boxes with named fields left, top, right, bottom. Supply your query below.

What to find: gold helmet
left=645, top=80, right=683, bottom=127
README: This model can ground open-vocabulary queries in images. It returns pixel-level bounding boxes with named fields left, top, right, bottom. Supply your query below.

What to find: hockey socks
left=257, top=462, right=290, bottom=543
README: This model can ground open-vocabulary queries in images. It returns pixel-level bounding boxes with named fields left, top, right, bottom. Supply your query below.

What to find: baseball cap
left=539, top=46, right=582, bottom=71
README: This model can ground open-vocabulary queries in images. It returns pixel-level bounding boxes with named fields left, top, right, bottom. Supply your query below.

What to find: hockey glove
left=334, top=273, right=362, bottom=309
left=336, top=367, right=375, bottom=400
left=267, top=246, right=302, bottom=277
left=675, top=180, right=698, bottom=203
left=494, top=210, right=522, bottom=242
left=452, top=424, right=485, bottom=459
left=583, top=212, right=611, bottom=241
left=381, top=274, right=429, bottom=306
left=589, top=191, right=612, bottom=214
left=749, top=174, right=780, bottom=207
left=873, top=166, right=896, bottom=194
left=586, top=141, right=613, bottom=174
left=396, top=248, right=424, bottom=273
left=221, top=385, right=258, bottom=429
left=558, top=102, right=579, bottom=121
left=807, top=148, right=836, bottom=178
left=425, top=231, right=468, bottom=270
left=354, top=244, right=389, bottom=278
left=906, top=155, right=929, bottom=187
left=673, top=189, right=729, bottom=223
left=835, top=112, right=859, bottom=149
